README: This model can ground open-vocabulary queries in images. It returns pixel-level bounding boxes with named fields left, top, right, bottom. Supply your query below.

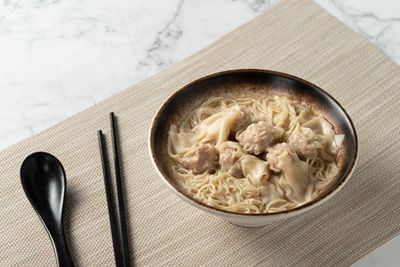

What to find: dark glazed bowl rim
left=149, top=69, right=358, bottom=217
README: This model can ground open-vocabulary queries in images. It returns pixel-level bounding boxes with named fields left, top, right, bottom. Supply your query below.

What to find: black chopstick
left=98, top=130, right=123, bottom=266
left=110, top=112, right=131, bottom=267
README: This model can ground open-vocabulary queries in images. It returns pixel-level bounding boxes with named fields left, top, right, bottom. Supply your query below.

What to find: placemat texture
left=1, top=0, right=400, bottom=266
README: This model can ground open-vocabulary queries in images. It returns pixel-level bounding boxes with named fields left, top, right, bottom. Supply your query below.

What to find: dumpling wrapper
left=277, top=151, right=313, bottom=204
left=333, top=134, right=345, bottom=153
left=194, top=106, right=241, bottom=145
left=260, top=179, right=285, bottom=204
left=239, top=155, right=269, bottom=185
left=302, top=116, right=333, bottom=135
left=293, top=120, right=344, bottom=157
left=169, top=106, right=243, bottom=154
left=301, top=116, right=345, bottom=155
left=168, top=125, right=195, bottom=155
left=268, top=199, right=295, bottom=212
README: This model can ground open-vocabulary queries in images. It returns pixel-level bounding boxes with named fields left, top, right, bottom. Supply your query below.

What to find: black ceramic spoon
left=20, top=152, right=74, bottom=267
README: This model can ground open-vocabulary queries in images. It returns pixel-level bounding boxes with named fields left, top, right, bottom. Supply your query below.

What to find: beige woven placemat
left=2, top=0, right=400, bottom=266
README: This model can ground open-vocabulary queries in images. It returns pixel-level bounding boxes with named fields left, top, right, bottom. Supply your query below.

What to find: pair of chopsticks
left=98, top=113, right=131, bottom=267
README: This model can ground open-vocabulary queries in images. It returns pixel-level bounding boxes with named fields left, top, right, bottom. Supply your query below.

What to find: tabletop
left=1, top=0, right=399, bottom=266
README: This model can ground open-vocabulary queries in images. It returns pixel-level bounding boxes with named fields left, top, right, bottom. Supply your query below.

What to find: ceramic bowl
left=149, top=69, right=358, bottom=227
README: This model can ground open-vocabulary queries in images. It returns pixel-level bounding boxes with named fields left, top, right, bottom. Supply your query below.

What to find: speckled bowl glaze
left=149, top=69, right=358, bottom=227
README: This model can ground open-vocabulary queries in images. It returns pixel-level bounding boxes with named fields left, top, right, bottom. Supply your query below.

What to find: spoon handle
left=51, top=227, right=74, bottom=267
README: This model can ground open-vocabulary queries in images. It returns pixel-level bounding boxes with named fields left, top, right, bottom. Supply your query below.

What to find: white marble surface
left=0, top=0, right=399, bottom=265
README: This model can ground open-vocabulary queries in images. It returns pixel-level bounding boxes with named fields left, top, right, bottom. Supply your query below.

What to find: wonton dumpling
left=302, top=116, right=333, bottom=135
left=319, top=132, right=345, bottom=157
left=239, top=155, right=269, bottom=185
left=231, top=107, right=251, bottom=134
left=260, top=180, right=285, bottom=205
left=333, top=134, right=345, bottom=153
left=179, top=143, right=218, bottom=174
left=276, top=151, right=313, bottom=204
left=291, top=118, right=342, bottom=160
left=288, top=126, right=321, bottom=159
left=194, top=106, right=242, bottom=145
left=266, top=142, right=294, bottom=172
left=168, top=125, right=195, bottom=155
left=218, top=141, right=244, bottom=178
left=237, top=121, right=284, bottom=155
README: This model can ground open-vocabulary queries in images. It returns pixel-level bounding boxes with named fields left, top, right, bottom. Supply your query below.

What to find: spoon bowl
left=21, top=152, right=74, bottom=267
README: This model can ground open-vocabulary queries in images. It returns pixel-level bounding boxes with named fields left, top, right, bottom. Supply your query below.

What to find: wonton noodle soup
left=167, top=96, right=344, bottom=214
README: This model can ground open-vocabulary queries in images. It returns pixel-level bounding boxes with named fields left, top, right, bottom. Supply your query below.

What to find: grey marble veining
left=0, top=0, right=399, bottom=266
left=317, top=0, right=400, bottom=64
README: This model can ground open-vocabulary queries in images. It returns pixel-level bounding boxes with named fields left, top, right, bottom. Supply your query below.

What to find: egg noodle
left=168, top=96, right=343, bottom=213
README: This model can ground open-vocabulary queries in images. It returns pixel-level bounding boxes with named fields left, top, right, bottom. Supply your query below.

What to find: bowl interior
left=150, top=69, right=358, bottom=216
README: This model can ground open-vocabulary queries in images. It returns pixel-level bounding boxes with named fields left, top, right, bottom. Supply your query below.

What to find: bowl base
left=226, top=219, right=271, bottom=228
